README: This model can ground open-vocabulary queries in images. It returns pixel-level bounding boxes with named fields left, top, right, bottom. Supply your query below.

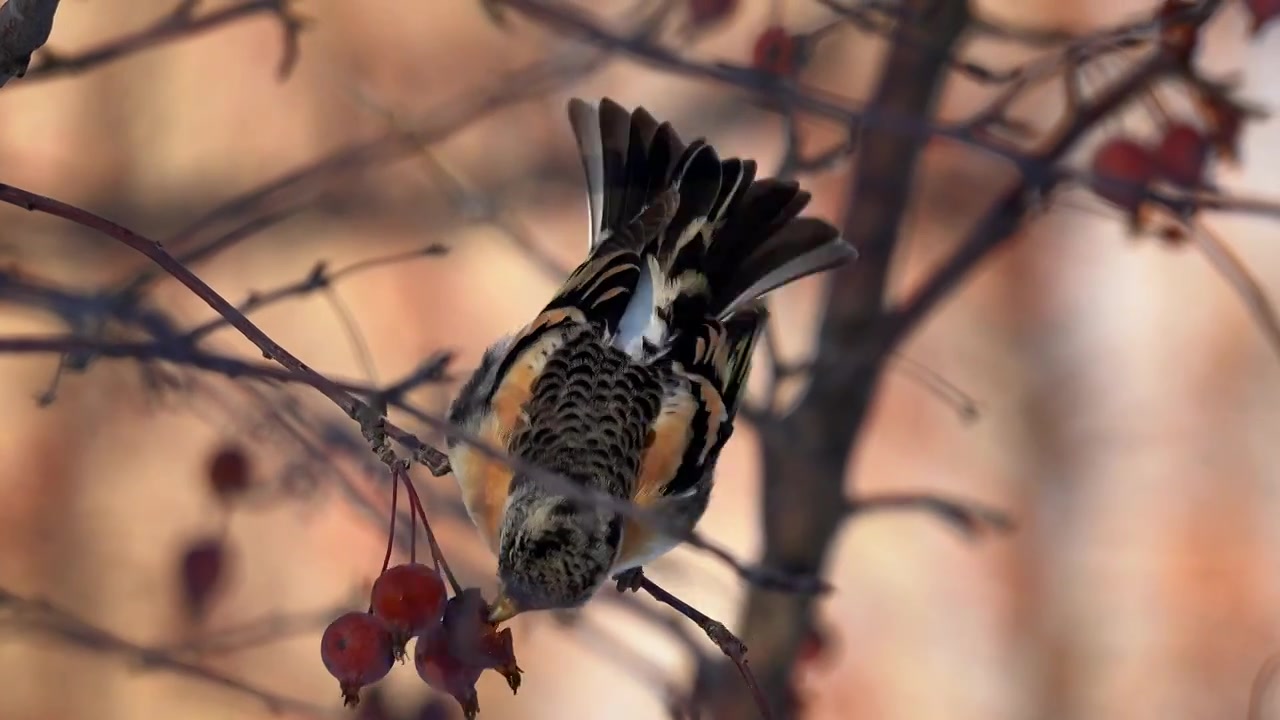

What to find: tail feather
left=570, top=97, right=684, bottom=252
left=660, top=301, right=768, bottom=469
left=711, top=216, right=847, bottom=315
left=563, top=96, right=855, bottom=357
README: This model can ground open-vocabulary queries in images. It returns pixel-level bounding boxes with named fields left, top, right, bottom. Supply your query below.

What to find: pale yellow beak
left=488, top=593, right=522, bottom=624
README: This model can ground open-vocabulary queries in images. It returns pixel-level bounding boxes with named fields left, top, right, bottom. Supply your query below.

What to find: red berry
left=442, top=588, right=522, bottom=692
left=1089, top=137, right=1155, bottom=212
left=179, top=537, right=227, bottom=620
left=321, top=611, right=396, bottom=707
left=1247, top=0, right=1280, bottom=34
left=689, top=0, right=736, bottom=26
left=370, top=563, right=447, bottom=656
left=415, top=623, right=483, bottom=720
left=207, top=445, right=250, bottom=501
left=1154, top=123, right=1209, bottom=188
left=752, top=26, right=797, bottom=76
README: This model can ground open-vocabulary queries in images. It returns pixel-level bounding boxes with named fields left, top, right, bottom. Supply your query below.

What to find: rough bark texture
left=699, top=1, right=973, bottom=717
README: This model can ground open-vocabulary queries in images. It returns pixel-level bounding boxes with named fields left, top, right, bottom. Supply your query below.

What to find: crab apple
left=752, top=26, right=799, bottom=76
left=1089, top=137, right=1155, bottom=212
left=370, top=563, right=447, bottom=657
left=207, top=445, right=250, bottom=502
left=321, top=611, right=396, bottom=707
left=1247, top=0, right=1280, bottom=34
left=415, top=624, right=483, bottom=720
left=1154, top=123, right=1210, bottom=188
left=689, top=0, right=736, bottom=26
left=443, top=588, right=522, bottom=692
left=179, top=537, right=227, bottom=620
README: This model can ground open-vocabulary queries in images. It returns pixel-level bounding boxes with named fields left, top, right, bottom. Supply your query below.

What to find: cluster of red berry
left=319, top=532, right=520, bottom=717
left=1090, top=123, right=1212, bottom=215
left=320, top=564, right=520, bottom=717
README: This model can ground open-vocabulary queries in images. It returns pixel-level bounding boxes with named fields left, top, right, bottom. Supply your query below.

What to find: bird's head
left=489, top=483, right=622, bottom=622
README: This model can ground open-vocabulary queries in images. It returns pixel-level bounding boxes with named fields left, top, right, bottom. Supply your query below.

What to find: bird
left=444, top=97, right=856, bottom=623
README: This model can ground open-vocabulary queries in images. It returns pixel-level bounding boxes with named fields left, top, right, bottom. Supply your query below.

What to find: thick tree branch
left=698, top=2, right=973, bottom=717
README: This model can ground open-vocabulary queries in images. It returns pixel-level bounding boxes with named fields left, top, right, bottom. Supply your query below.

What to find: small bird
left=445, top=97, right=855, bottom=623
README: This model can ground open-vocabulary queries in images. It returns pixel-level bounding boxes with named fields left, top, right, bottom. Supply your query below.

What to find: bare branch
left=24, top=0, right=307, bottom=82
left=0, top=586, right=335, bottom=715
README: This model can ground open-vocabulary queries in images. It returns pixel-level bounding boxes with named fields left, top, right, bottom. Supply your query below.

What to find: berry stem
left=379, top=471, right=399, bottom=577
left=395, top=467, right=463, bottom=596
left=1190, top=220, right=1280, bottom=362
left=371, top=474, right=399, bottom=614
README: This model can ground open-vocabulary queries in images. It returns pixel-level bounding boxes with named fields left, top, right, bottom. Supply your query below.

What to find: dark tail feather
left=655, top=170, right=853, bottom=327
left=567, top=97, right=687, bottom=254
left=701, top=179, right=851, bottom=318
left=564, top=96, right=854, bottom=352
left=717, top=303, right=769, bottom=416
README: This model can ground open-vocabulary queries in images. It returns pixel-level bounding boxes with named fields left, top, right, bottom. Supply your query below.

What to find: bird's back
left=506, top=321, right=664, bottom=501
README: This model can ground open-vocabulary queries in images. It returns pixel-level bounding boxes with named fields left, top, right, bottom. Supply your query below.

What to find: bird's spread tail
left=566, top=97, right=855, bottom=357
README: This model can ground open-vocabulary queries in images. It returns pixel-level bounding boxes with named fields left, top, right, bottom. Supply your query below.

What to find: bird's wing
left=613, top=305, right=768, bottom=570
left=447, top=308, right=587, bottom=552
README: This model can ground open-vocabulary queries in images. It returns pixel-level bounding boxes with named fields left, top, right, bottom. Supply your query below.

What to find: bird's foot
left=612, top=568, right=645, bottom=593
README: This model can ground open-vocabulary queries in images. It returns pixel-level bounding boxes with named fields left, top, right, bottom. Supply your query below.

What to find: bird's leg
left=612, top=567, right=645, bottom=593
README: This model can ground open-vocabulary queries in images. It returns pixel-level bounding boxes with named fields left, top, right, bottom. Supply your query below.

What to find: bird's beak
left=488, top=592, right=522, bottom=624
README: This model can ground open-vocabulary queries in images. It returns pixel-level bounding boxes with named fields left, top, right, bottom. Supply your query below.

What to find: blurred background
left=1, top=0, right=1280, bottom=718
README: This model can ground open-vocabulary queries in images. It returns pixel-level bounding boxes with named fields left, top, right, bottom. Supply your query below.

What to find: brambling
left=445, top=97, right=855, bottom=622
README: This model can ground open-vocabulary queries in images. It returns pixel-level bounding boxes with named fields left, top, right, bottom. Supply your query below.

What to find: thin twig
left=628, top=574, right=771, bottom=720
left=846, top=492, right=1015, bottom=536
left=24, top=0, right=306, bottom=82
left=0, top=586, right=334, bottom=715
left=1249, top=651, right=1280, bottom=720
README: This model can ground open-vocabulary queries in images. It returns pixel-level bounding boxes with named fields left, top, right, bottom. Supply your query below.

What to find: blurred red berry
left=207, top=445, right=250, bottom=502
left=1199, top=93, right=1249, bottom=164
left=1247, top=0, right=1280, bottom=34
left=370, top=563, right=447, bottom=657
left=689, top=0, right=736, bottom=26
left=321, top=611, right=396, bottom=707
left=752, top=26, right=798, bottom=76
left=179, top=537, right=226, bottom=620
left=1157, top=0, right=1200, bottom=63
left=797, top=623, right=829, bottom=666
left=1154, top=123, right=1209, bottom=188
left=415, top=623, right=483, bottom=720
left=1089, top=137, right=1155, bottom=212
